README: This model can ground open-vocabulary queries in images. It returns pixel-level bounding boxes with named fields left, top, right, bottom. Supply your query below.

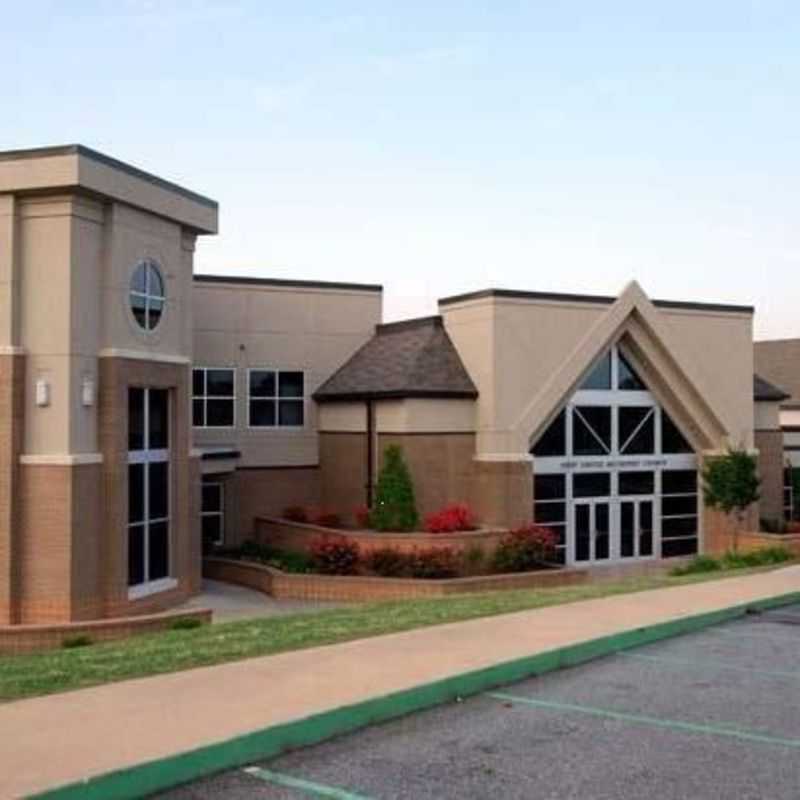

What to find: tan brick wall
left=0, top=353, right=24, bottom=624
left=231, top=467, right=320, bottom=544
left=319, top=431, right=531, bottom=527
left=703, top=503, right=759, bottom=556
left=319, top=432, right=367, bottom=515
left=376, top=433, right=476, bottom=520
left=473, top=459, right=533, bottom=528
left=756, top=429, right=785, bottom=525
left=18, top=464, right=76, bottom=623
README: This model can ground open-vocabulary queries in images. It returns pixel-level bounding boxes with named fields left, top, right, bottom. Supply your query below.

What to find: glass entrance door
left=574, top=501, right=610, bottom=564
left=620, top=499, right=655, bottom=560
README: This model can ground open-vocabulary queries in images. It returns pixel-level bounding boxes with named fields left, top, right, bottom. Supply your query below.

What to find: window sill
left=128, top=577, right=178, bottom=601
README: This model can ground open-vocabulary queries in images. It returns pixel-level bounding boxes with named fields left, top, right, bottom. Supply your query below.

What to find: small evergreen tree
left=370, top=445, right=419, bottom=532
left=702, top=447, right=760, bottom=552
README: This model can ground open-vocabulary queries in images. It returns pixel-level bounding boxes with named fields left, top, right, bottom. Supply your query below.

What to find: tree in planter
left=370, top=445, right=419, bottom=532
left=702, top=447, right=760, bottom=552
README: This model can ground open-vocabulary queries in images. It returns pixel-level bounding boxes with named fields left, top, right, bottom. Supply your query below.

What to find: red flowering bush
left=406, top=547, right=460, bottom=579
left=313, top=510, right=343, bottom=529
left=283, top=505, right=308, bottom=523
left=365, top=547, right=410, bottom=577
left=354, top=505, right=372, bottom=529
left=424, top=503, right=477, bottom=533
left=310, top=535, right=360, bottom=575
left=364, top=546, right=461, bottom=578
left=493, top=524, right=557, bottom=573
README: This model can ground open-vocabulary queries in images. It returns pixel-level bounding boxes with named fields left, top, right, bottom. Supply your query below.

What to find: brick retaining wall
left=254, top=517, right=508, bottom=556
left=203, top=557, right=587, bottom=603
left=0, top=607, right=212, bottom=656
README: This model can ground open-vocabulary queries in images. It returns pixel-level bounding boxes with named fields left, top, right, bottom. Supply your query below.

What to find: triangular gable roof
left=521, top=281, right=729, bottom=452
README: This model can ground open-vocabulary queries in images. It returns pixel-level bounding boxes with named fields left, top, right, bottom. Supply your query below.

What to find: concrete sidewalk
left=3, top=566, right=800, bottom=799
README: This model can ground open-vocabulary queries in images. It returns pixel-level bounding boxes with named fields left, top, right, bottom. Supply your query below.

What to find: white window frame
left=192, top=367, right=236, bottom=429
left=128, top=387, right=173, bottom=597
left=130, top=259, right=166, bottom=332
left=202, top=480, right=225, bottom=546
left=247, top=368, right=306, bottom=429
left=784, top=465, right=794, bottom=522
left=532, top=343, right=699, bottom=566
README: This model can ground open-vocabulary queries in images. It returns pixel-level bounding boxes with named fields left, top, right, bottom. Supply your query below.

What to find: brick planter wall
left=0, top=607, right=212, bottom=656
left=203, top=557, right=587, bottom=603
left=253, top=517, right=508, bottom=557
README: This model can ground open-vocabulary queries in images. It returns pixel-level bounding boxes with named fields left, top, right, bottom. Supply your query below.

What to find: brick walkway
left=2, top=566, right=799, bottom=798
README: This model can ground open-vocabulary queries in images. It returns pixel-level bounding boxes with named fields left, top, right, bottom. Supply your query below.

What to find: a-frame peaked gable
left=520, top=281, right=729, bottom=452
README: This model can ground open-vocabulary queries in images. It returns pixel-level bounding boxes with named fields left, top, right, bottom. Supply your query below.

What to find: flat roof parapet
left=438, top=288, right=754, bottom=315
left=0, top=144, right=218, bottom=233
left=193, top=274, right=383, bottom=293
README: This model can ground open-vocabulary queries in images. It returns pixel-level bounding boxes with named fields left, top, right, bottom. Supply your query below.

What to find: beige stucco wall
left=318, top=402, right=366, bottom=433
left=781, top=410, right=800, bottom=427
left=755, top=400, right=781, bottom=431
left=375, top=398, right=476, bottom=433
left=0, top=148, right=216, bottom=459
left=659, top=307, right=754, bottom=449
left=12, top=194, right=196, bottom=457
left=440, top=289, right=754, bottom=460
left=192, top=280, right=382, bottom=467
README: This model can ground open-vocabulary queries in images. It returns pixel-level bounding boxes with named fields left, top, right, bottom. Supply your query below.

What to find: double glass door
left=575, top=501, right=610, bottom=563
left=620, top=498, right=654, bottom=560
left=573, top=498, right=655, bottom=564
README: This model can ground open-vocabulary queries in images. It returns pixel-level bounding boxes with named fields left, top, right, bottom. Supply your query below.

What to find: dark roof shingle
left=755, top=339, right=800, bottom=407
left=314, top=316, right=478, bottom=402
left=753, top=373, right=790, bottom=402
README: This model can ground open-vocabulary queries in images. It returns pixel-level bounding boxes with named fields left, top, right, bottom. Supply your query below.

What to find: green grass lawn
left=0, top=564, right=788, bottom=703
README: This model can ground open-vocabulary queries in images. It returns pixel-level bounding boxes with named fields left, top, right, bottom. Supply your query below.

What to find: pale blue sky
left=2, top=2, right=798, bottom=337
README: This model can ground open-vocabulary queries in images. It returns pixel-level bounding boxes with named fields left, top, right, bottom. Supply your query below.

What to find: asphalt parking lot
left=158, top=604, right=800, bottom=800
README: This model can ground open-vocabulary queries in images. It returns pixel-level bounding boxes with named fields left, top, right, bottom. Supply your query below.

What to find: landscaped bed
left=0, top=561, right=793, bottom=703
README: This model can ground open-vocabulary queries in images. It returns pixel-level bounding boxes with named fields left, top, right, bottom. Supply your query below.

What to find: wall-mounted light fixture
left=35, top=379, right=50, bottom=408
left=81, top=376, right=95, bottom=407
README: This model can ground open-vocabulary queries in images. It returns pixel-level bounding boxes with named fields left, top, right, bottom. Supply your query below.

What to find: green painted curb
left=32, top=590, right=800, bottom=800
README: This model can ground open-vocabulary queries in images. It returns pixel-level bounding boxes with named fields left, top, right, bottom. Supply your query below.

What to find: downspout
left=365, top=400, right=375, bottom=508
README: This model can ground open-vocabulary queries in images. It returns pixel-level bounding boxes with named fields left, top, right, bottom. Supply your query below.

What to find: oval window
left=130, top=260, right=165, bottom=331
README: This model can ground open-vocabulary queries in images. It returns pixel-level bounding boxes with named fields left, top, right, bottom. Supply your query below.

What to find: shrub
left=425, top=503, right=477, bottom=533
left=371, top=446, right=419, bottom=532
left=240, top=539, right=264, bottom=560
left=366, top=547, right=411, bottom=578
left=788, top=521, right=800, bottom=534
left=721, top=546, right=792, bottom=569
left=669, top=555, right=722, bottom=576
left=493, top=524, right=557, bottom=573
left=310, top=535, right=360, bottom=575
left=354, top=505, right=372, bottom=529
left=406, top=547, right=460, bottom=579
left=670, top=547, right=791, bottom=576
left=283, top=505, right=308, bottom=523
left=462, top=544, right=486, bottom=575
left=237, top=539, right=313, bottom=573
left=170, top=617, right=203, bottom=631
left=703, top=447, right=760, bottom=551
left=62, top=634, right=92, bottom=649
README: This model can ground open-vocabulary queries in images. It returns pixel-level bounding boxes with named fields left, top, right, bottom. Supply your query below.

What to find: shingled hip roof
left=314, top=316, right=478, bottom=402
left=753, top=373, right=791, bottom=402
